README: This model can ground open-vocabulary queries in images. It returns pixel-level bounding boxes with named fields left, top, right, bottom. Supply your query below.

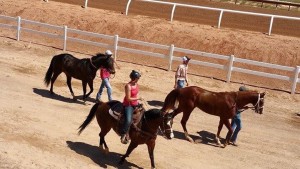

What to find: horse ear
left=261, top=92, right=266, bottom=97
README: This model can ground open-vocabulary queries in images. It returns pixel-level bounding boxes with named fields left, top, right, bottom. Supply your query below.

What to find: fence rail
left=127, top=0, right=300, bottom=36
left=0, top=14, right=299, bottom=94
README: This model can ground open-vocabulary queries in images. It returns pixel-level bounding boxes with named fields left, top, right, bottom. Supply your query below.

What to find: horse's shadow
left=66, top=141, right=142, bottom=169
left=33, top=88, right=95, bottom=105
left=166, top=130, right=223, bottom=147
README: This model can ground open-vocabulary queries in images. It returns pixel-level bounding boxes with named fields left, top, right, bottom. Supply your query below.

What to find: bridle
left=249, top=93, right=264, bottom=113
left=236, top=92, right=264, bottom=113
left=158, top=112, right=173, bottom=138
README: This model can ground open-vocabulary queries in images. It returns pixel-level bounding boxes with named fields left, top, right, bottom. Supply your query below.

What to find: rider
left=120, top=70, right=143, bottom=144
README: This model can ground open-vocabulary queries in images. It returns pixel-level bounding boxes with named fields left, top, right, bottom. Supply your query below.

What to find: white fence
left=124, top=0, right=300, bottom=36
left=0, top=15, right=299, bottom=94
left=42, top=0, right=300, bottom=35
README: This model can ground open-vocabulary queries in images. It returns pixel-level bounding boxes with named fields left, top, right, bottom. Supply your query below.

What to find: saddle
left=108, top=101, right=145, bottom=139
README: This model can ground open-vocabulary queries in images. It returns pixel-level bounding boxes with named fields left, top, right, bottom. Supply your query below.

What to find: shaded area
left=147, top=100, right=164, bottom=108
left=66, top=141, right=142, bottom=169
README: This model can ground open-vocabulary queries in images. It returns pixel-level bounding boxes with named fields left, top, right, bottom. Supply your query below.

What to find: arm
left=174, top=67, right=180, bottom=88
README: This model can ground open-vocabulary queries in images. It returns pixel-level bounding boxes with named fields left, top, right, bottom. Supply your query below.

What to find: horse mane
left=144, top=109, right=161, bottom=120
left=94, top=53, right=106, bottom=58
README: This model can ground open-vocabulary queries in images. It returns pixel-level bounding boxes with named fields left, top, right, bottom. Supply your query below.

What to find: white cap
left=182, top=56, right=188, bottom=61
left=105, top=50, right=113, bottom=56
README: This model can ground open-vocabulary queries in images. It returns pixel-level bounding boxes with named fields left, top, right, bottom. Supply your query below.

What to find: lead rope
left=90, top=57, right=97, bottom=69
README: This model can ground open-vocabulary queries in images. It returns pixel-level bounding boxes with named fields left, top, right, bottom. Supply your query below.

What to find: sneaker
left=231, top=142, right=238, bottom=146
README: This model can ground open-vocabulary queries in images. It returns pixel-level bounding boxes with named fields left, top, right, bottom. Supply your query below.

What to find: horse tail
left=44, top=56, right=55, bottom=86
left=162, top=89, right=180, bottom=113
left=77, top=103, right=100, bottom=135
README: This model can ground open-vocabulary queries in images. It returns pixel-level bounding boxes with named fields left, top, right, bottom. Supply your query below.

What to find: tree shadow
left=146, top=100, right=164, bottom=108
left=33, top=88, right=95, bottom=105
left=66, top=141, right=142, bottom=169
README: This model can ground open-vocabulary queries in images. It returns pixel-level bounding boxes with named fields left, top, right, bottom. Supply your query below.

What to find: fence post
left=268, top=15, right=274, bottom=36
left=218, top=10, right=224, bottom=29
left=168, top=44, right=175, bottom=71
left=113, top=35, right=119, bottom=61
left=291, top=66, right=300, bottom=94
left=16, top=16, right=21, bottom=41
left=170, top=4, right=177, bottom=22
left=63, top=26, right=67, bottom=51
left=125, top=0, right=132, bottom=15
left=226, top=55, right=234, bottom=83
left=84, top=0, right=88, bottom=8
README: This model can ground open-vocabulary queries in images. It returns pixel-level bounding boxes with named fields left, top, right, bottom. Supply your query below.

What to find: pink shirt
left=123, top=84, right=139, bottom=106
left=100, top=68, right=110, bottom=79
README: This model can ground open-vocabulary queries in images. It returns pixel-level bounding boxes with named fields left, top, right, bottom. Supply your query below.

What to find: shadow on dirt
left=66, top=141, right=142, bottom=169
left=146, top=100, right=164, bottom=108
left=33, top=88, right=96, bottom=105
left=170, top=130, right=223, bottom=148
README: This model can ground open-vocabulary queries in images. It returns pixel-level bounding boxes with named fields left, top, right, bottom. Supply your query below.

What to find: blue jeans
left=231, top=113, right=242, bottom=143
left=121, top=106, right=134, bottom=135
left=177, top=80, right=185, bottom=88
left=96, top=78, right=112, bottom=101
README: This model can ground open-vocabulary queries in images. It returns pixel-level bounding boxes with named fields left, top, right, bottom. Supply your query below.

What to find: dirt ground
left=0, top=0, right=300, bottom=169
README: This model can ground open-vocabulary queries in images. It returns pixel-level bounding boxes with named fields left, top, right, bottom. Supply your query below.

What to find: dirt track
left=0, top=0, right=300, bottom=169
left=51, top=0, right=300, bottom=37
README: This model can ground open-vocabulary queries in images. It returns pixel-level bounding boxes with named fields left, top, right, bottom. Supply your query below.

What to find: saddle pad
left=108, top=101, right=123, bottom=120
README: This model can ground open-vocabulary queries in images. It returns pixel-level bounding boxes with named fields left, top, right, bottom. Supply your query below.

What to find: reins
left=89, top=57, right=97, bottom=69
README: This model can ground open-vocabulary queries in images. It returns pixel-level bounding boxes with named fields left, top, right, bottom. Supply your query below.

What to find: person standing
left=95, top=50, right=113, bottom=102
left=230, top=86, right=248, bottom=146
left=120, top=70, right=143, bottom=144
left=174, top=56, right=191, bottom=89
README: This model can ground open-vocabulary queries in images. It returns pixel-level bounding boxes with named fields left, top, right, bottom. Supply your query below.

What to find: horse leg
left=85, top=80, right=93, bottom=99
left=181, top=110, right=194, bottom=143
left=66, top=75, right=75, bottom=100
left=223, top=119, right=233, bottom=148
left=81, top=81, right=87, bottom=100
left=119, top=142, right=138, bottom=165
left=147, top=141, right=156, bottom=169
left=50, top=72, right=61, bottom=94
left=99, top=127, right=111, bottom=154
left=216, top=119, right=223, bottom=145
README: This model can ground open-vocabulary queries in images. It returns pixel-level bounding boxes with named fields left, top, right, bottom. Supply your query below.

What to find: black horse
left=44, top=53, right=115, bottom=100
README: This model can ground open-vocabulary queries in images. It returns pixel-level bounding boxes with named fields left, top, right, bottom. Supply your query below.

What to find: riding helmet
left=130, top=70, right=141, bottom=80
left=239, top=86, right=248, bottom=91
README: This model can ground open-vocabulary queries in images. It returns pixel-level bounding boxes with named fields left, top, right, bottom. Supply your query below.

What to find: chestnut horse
left=161, top=86, right=265, bottom=147
left=77, top=101, right=173, bottom=169
left=44, top=53, right=115, bottom=100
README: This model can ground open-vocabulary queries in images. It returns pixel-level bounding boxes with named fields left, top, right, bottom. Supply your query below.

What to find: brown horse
left=77, top=101, right=173, bottom=169
left=44, top=53, right=115, bottom=100
left=161, top=86, right=265, bottom=147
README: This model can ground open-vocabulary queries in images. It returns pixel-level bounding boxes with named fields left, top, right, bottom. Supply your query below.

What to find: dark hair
left=130, top=70, right=141, bottom=80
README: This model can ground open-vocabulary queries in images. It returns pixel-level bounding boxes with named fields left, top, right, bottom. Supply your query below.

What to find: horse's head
left=253, top=92, right=265, bottom=114
left=93, top=53, right=115, bottom=74
left=159, top=111, right=174, bottom=139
